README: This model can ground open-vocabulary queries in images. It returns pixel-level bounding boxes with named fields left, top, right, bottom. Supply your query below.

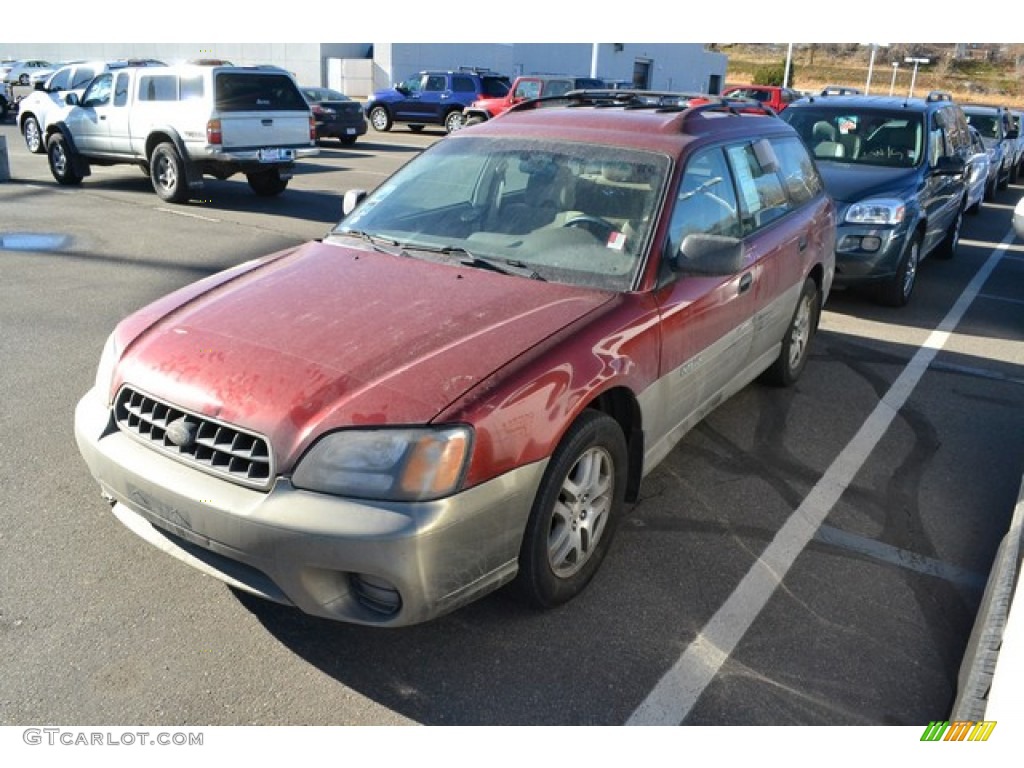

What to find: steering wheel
left=563, top=215, right=618, bottom=242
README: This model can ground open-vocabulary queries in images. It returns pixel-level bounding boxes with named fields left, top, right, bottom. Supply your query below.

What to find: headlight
left=94, top=332, right=120, bottom=403
left=845, top=198, right=906, bottom=225
left=292, top=426, right=473, bottom=501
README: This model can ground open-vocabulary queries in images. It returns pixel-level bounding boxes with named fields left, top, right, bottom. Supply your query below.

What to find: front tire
left=46, top=133, right=83, bottom=186
left=368, top=105, right=392, bottom=132
left=876, top=233, right=920, bottom=307
left=246, top=168, right=288, bottom=196
left=23, top=115, right=44, bottom=154
left=150, top=142, right=188, bottom=203
left=933, top=203, right=962, bottom=260
left=515, top=410, right=627, bottom=608
left=762, top=277, right=820, bottom=387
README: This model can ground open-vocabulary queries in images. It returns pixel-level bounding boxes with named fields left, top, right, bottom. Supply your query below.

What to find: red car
left=462, top=74, right=606, bottom=125
left=75, top=92, right=836, bottom=627
left=722, top=84, right=802, bottom=114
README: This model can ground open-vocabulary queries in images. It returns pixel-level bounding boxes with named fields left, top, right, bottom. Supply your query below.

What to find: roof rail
left=507, top=89, right=777, bottom=118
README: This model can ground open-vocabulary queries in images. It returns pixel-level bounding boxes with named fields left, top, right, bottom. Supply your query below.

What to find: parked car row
left=779, top=90, right=988, bottom=306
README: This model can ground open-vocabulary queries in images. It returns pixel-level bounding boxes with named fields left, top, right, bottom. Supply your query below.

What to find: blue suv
left=365, top=67, right=510, bottom=134
left=782, top=92, right=973, bottom=306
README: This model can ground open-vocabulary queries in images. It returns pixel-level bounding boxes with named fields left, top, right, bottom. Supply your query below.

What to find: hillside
left=720, top=43, right=1024, bottom=107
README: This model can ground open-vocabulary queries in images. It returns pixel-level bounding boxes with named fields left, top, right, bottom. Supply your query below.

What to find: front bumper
left=831, top=221, right=910, bottom=286
left=74, top=386, right=546, bottom=627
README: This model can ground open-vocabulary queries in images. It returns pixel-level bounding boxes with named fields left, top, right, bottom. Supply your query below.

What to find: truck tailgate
left=220, top=113, right=311, bottom=149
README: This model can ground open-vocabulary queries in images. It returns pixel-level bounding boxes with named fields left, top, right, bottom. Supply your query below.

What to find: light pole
left=889, top=62, right=899, bottom=96
left=904, top=56, right=929, bottom=98
left=863, top=43, right=889, bottom=95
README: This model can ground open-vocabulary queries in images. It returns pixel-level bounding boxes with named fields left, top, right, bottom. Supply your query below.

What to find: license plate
left=258, top=148, right=294, bottom=163
left=345, top=128, right=356, bottom=135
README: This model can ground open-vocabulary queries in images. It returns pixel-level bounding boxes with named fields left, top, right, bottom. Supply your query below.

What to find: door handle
left=738, top=272, right=753, bottom=294
left=798, top=235, right=808, bottom=251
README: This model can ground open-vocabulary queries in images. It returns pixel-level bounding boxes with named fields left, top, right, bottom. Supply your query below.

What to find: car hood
left=816, top=162, right=921, bottom=206
left=113, top=239, right=613, bottom=469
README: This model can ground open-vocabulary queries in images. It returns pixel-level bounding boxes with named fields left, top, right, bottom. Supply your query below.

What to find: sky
left=20, top=2, right=1021, bottom=45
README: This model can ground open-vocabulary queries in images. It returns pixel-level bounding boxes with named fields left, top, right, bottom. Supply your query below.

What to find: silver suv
left=45, top=64, right=318, bottom=202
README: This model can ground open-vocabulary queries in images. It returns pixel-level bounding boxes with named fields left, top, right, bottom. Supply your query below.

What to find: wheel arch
left=145, top=129, right=202, bottom=189
left=45, top=122, right=91, bottom=178
left=577, top=386, right=645, bottom=503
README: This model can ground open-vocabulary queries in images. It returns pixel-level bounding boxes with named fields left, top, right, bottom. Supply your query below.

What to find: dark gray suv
left=782, top=92, right=973, bottom=306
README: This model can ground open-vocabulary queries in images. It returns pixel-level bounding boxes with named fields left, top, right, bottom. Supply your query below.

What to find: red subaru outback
left=75, top=93, right=836, bottom=627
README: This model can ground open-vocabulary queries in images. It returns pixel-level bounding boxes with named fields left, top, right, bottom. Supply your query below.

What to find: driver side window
left=82, top=73, right=112, bottom=108
left=667, top=147, right=741, bottom=259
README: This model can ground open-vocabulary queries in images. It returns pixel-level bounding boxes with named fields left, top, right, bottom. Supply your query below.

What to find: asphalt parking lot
left=1, top=115, right=1023, bottom=733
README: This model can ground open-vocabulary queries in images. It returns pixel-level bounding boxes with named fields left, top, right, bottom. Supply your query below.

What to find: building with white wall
left=0, top=42, right=727, bottom=99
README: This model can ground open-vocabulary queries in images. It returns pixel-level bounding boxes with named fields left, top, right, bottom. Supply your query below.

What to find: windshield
left=783, top=108, right=925, bottom=169
left=329, top=136, right=669, bottom=291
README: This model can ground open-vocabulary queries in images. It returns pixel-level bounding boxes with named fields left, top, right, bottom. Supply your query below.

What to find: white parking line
left=155, top=207, right=222, bottom=223
left=626, top=229, right=1018, bottom=726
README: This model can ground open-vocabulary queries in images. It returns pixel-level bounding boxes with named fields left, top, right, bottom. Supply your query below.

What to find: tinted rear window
left=215, top=73, right=307, bottom=112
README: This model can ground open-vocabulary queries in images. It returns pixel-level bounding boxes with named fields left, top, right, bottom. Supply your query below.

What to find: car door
left=65, top=72, right=114, bottom=153
left=920, top=108, right=965, bottom=256
left=652, top=144, right=758, bottom=446
left=105, top=71, right=133, bottom=155
left=396, top=74, right=445, bottom=122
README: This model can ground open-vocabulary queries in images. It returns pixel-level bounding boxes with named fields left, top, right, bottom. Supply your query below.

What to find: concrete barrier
left=0, top=134, right=10, bottom=182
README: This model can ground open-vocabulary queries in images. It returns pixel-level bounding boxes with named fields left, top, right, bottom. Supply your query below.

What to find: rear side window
left=139, top=75, right=179, bottom=101
left=771, top=135, right=822, bottom=205
left=726, top=140, right=793, bottom=231
left=215, top=73, right=307, bottom=112
left=451, top=75, right=475, bottom=93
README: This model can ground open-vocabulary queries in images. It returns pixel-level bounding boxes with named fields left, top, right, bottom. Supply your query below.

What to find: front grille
left=114, top=386, right=273, bottom=489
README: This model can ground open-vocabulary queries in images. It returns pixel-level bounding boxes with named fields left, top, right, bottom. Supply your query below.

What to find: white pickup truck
left=44, top=64, right=318, bottom=202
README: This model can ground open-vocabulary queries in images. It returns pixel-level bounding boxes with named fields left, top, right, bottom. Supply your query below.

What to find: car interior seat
left=812, top=120, right=845, bottom=159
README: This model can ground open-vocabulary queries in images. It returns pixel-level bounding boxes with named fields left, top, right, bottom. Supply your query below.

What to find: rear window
left=215, top=73, right=308, bottom=112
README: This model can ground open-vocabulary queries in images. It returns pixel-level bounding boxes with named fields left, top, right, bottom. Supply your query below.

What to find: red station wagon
left=75, top=92, right=836, bottom=627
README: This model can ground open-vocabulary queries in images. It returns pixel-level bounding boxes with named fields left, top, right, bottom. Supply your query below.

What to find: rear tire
left=444, top=110, right=465, bottom=133
left=150, top=142, right=189, bottom=203
left=933, top=203, right=962, bottom=260
left=761, top=278, right=820, bottom=387
left=246, top=168, right=288, bottom=196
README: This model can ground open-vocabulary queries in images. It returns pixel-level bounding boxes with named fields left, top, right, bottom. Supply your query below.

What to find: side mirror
left=933, top=156, right=965, bottom=176
left=341, top=189, right=367, bottom=219
left=394, top=84, right=410, bottom=96
left=34, top=80, right=46, bottom=91
left=64, top=92, right=80, bottom=106
left=1013, top=197, right=1024, bottom=241
left=1007, top=128, right=1019, bottom=140
left=673, top=233, right=745, bottom=275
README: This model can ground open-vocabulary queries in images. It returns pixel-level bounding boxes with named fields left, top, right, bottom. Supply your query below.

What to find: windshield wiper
left=329, top=229, right=408, bottom=256
left=442, top=246, right=545, bottom=281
